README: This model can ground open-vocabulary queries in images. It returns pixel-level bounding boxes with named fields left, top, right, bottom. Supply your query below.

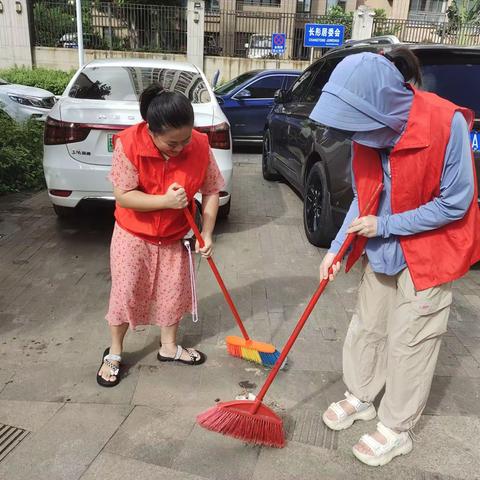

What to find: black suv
left=262, top=39, right=480, bottom=247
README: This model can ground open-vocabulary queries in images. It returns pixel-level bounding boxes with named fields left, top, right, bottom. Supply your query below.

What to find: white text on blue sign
left=304, top=24, right=345, bottom=48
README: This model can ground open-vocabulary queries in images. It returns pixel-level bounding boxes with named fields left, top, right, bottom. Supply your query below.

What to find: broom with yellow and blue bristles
left=196, top=183, right=383, bottom=448
left=184, top=207, right=281, bottom=368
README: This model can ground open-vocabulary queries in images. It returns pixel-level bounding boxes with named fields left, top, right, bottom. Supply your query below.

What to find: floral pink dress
left=105, top=139, right=224, bottom=329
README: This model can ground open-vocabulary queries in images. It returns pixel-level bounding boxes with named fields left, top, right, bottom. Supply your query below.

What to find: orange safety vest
left=345, top=87, right=480, bottom=290
left=113, top=122, right=210, bottom=244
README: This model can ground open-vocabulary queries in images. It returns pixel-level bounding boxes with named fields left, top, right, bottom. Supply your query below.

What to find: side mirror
left=236, top=90, right=252, bottom=99
left=274, top=89, right=285, bottom=104
left=211, top=69, right=220, bottom=89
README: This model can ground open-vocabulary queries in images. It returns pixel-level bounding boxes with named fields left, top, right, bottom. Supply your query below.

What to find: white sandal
left=352, top=422, right=413, bottom=466
left=322, top=391, right=377, bottom=431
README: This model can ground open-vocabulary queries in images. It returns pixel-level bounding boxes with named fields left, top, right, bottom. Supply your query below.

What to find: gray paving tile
left=80, top=452, right=209, bottom=480
left=0, top=403, right=132, bottom=480
left=172, top=424, right=260, bottom=480
left=104, top=405, right=201, bottom=468
left=0, top=400, right=63, bottom=432
left=0, top=358, right=141, bottom=405
left=1, top=152, right=480, bottom=479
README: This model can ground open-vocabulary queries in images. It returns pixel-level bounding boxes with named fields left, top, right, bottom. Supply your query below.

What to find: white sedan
left=0, top=77, right=56, bottom=122
left=43, top=59, right=233, bottom=218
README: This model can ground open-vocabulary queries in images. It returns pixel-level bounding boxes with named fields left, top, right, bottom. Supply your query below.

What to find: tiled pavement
left=0, top=151, right=479, bottom=479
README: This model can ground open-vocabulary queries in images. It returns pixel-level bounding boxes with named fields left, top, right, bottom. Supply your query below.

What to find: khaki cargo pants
left=343, top=260, right=452, bottom=432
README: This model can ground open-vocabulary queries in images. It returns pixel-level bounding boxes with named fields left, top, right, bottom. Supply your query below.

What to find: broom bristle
left=259, top=350, right=281, bottom=367
left=197, top=403, right=285, bottom=448
left=226, top=339, right=281, bottom=368
left=226, top=343, right=242, bottom=358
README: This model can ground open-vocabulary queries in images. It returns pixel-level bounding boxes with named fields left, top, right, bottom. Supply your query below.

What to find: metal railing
left=205, top=11, right=352, bottom=59
left=32, top=0, right=188, bottom=54
left=31, top=0, right=354, bottom=59
left=373, top=17, right=480, bottom=45
left=408, top=10, right=447, bottom=23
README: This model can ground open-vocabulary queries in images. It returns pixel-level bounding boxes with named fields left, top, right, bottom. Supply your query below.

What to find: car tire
left=303, top=162, right=335, bottom=248
left=262, top=130, right=281, bottom=181
left=53, top=204, right=76, bottom=219
left=217, top=198, right=231, bottom=219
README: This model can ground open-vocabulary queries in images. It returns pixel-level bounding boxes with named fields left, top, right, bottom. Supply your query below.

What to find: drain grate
left=0, top=423, right=30, bottom=463
left=284, top=409, right=338, bottom=450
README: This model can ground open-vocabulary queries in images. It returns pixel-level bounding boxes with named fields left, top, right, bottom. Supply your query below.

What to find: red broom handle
left=251, top=183, right=383, bottom=413
left=184, top=206, right=251, bottom=341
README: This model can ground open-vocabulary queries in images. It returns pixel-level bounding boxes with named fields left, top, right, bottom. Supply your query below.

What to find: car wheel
left=303, top=162, right=335, bottom=248
left=262, top=130, right=281, bottom=181
left=53, top=204, right=76, bottom=218
left=217, top=198, right=231, bottom=219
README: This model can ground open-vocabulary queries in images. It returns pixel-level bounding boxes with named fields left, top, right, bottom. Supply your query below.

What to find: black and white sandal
left=157, top=345, right=206, bottom=366
left=96, top=347, right=122, bottom=387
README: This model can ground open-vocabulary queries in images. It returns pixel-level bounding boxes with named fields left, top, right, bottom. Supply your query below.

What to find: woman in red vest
left=310, top=49, right=480, bottom=466
left=97, top=84, right=224, bottom=387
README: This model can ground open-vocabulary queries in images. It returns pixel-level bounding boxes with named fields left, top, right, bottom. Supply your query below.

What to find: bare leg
left=159, top=322, right=201, bottom=362
left=99, top=323, right=129, bottom=382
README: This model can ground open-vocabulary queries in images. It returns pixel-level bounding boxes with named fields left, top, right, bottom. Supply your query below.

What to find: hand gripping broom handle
left=183, top=206, right=250, bottom=341
left=251, top=183, right=383, bottom=414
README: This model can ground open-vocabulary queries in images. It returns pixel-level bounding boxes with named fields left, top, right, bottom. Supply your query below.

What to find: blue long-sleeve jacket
left=328, top=112, right=474, bottom=275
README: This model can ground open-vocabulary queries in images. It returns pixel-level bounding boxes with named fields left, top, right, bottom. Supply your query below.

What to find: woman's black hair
left=384, top=47, right=422, bottom=87
left=139, top=83, right=194, bottom=134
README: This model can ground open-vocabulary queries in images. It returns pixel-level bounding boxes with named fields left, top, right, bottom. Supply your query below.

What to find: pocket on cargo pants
left=398, top=269, right=452, bottom=347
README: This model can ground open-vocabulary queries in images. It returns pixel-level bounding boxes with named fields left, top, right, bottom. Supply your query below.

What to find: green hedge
left=0, top=113, right=45, bottom=194
left=0, top=67, right=74, bottom=96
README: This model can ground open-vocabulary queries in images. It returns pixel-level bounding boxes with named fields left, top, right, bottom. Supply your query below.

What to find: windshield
left=421, top=62, right=480, bottom=118
left=214, top=71, right=259, bottom=95
left=68, top=66, right=211, bottom=103
left=0, top=78, right=9, bottom=85
left=250, top=36, right=271, bottom=48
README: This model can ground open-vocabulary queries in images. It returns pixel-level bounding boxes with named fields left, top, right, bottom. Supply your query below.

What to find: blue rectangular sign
left=471, top=130, right=479, bottom=152
left=304, top=24, right=345, bottom=48
left=271, top=33, right=286, bottom=55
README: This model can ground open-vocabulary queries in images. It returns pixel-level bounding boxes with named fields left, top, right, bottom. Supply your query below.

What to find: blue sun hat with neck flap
left=309, top=52, right=413, bottom=136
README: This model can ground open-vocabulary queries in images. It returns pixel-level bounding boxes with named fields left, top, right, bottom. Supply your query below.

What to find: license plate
left=107, top=133, right=114, bottom=153
left=471, top=131, right=479, bottom=152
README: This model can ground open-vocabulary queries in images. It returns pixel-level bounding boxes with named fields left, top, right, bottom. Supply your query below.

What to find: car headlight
left=8, top=94, right=50, bottom=108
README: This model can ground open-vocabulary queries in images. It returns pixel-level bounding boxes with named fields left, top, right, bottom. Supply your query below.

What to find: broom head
left=197, top=400, right=285, bottom=448
left=226, top=336, right=281, bottom=367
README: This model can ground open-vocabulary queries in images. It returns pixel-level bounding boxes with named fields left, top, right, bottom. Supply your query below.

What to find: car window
left=241, top=75, right=284, bottom=99
left=304, top=59, right=341, bottom=103
left=68, top=66, right=211, bottom=103
left=421, top=61, right=480, bottom=118
left=289, top=69, right=314, bottom=102
left=214, top=71, right=259, bottom=95
left=283, top=75, right=298, bottom=91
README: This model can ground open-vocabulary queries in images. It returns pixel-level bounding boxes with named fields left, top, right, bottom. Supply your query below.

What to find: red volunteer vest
left=113, top=122, right=210, bottom=244
left=345, top=87, right=480, bottom=290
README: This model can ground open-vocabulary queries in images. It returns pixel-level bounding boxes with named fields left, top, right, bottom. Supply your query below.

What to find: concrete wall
left=34, top=47, right=188, bottom=72
left=34, top=47, right=310, bottom=84
left=0, top=0, right=33, bottom=68
left=203, top=55, right=309, bottom=83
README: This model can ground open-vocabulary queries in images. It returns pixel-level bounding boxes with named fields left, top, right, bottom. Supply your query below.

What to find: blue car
left=214, top=69, right=300, bottom=145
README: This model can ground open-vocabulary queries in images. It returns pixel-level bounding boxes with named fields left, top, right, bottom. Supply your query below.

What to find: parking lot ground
left=0, top=151, right=479, bottom=479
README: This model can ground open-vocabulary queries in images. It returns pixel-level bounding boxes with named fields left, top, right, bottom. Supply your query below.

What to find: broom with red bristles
left=196, top=183, right=383, bottom=448
left=184, top=207, right=281, bottom=368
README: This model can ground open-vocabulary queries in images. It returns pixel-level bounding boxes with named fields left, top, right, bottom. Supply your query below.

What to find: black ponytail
left=139, top=83, right=194, bottom=134
left=384, top=47, right=422, bottom=87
